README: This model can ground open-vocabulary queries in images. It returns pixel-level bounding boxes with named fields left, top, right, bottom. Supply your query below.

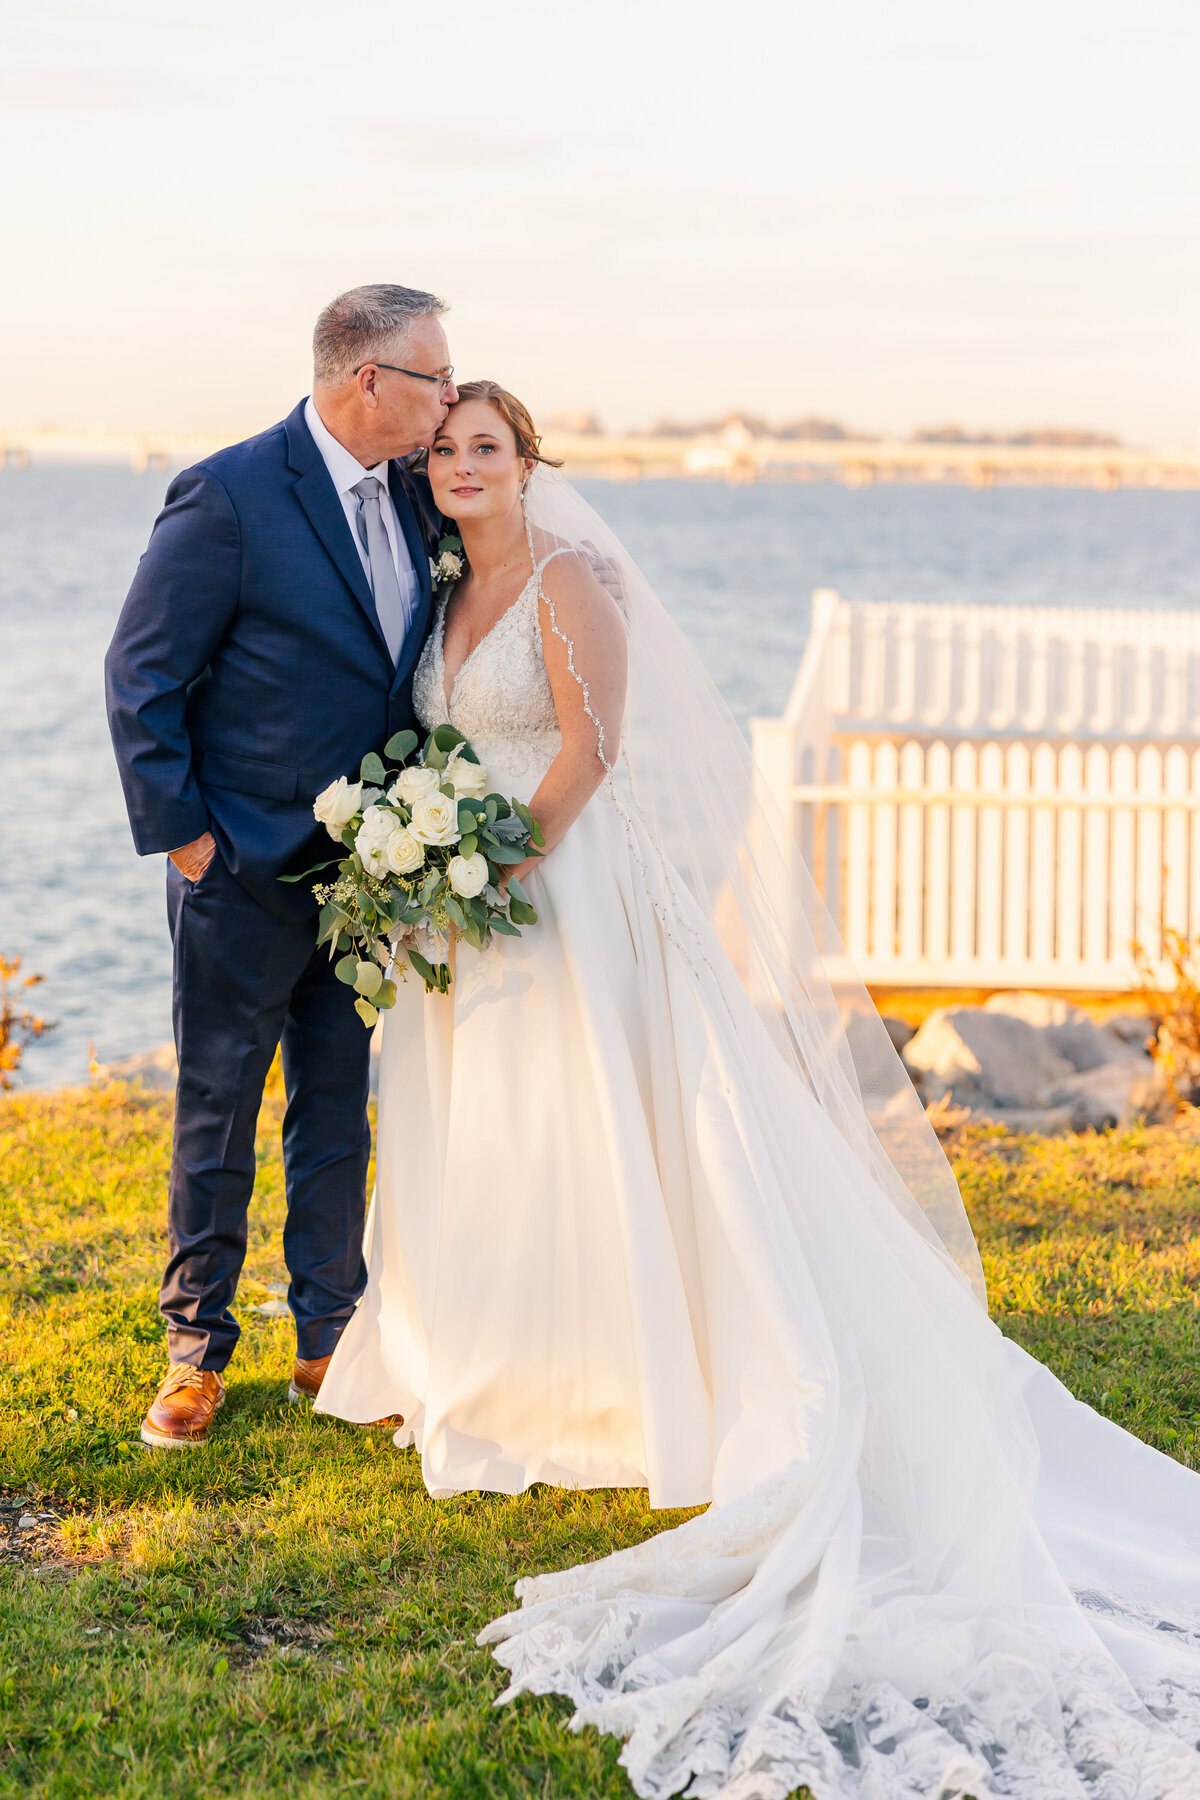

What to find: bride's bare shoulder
left=539, top=543, right=629, bottom=626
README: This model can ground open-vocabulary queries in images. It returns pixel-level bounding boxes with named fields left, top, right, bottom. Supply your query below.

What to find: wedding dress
left=317, top=473, right=1200, bottom=1799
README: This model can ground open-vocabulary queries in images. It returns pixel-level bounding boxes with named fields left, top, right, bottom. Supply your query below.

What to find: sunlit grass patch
left=2, top=1090, right=1199, bottom=1795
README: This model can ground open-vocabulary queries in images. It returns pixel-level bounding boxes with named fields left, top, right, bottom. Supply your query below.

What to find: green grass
left=2, top=1090, right=1199, bottom=1798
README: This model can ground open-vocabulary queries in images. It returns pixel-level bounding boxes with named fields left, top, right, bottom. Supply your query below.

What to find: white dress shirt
left=303, top=397, right=417, bottom=627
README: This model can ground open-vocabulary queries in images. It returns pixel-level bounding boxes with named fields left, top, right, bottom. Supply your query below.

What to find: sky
left=2, top=0, right=1199, bottom=443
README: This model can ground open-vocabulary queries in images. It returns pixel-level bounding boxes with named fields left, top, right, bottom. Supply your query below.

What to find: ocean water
left=2, top=464, right=1199, bottom=1089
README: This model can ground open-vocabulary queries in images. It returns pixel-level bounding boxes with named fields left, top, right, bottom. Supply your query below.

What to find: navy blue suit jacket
left=105, top=399, right=441, bottom=920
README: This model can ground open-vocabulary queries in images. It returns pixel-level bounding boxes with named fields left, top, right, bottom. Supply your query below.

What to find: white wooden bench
left=749, top=591, right=1200, bottom=990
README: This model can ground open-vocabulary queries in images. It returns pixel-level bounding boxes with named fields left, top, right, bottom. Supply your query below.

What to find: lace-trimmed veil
left=520, top=464, right=984, bottom=1303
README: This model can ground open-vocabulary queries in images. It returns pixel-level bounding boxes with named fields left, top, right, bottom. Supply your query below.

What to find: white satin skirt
left=317, top=762, right=1200, bottom=1798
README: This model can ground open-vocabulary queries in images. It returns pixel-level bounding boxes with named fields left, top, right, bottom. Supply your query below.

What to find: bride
left=317, top=381, right=1200, bottom=1798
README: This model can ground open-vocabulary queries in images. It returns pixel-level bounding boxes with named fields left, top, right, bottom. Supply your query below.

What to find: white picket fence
left=749, top=591, right=1200, bottom=990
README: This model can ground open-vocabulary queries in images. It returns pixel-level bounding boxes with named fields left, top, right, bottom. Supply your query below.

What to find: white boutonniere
left=430, top=534, right=465, bottom=591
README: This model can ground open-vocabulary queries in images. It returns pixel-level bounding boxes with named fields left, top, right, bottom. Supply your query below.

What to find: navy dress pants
left=162, top=851, right=371, bottom=1370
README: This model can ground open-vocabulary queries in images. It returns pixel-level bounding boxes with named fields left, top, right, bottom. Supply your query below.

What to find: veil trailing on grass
left=520, top=462, right=984, bottom=1303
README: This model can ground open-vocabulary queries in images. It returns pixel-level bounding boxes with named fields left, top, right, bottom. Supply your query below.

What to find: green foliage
left=383, top=730, right=419, bottom=764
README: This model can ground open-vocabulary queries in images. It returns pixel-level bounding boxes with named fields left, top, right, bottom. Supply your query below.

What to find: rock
left=1124, top=1069, right=1178, bottom=1126
left=1048, top=1058, right=1155, bottom=1131
left=903, top=1006, right=1076, bottom=1110
left=17, top=1515, right=35, bottom=1530
left=880, top=1015, right=915, bottom=1055
left=983, top=992, right=1142, bottom=1073
left=968, top=1103, right=1079, bottom=1137
left=102, top=1022, right=383, bottom=1095
left=1102, top=1012, right=1157, bottom=1054
left=250, top=1300, right=290, bottom=1319
left=107, top=1044, right=179, bottom=1090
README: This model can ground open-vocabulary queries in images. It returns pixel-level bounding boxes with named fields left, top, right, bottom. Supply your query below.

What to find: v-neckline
left=438, top=573, right=537, bottom=716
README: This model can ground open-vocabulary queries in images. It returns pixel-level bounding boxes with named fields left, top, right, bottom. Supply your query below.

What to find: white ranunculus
left=355, top=805, right=401, bottom=877
left=447, top=851, right=489, bottom=898
left=384, top=827, right=425, bottom=876
left=356, top=837, right=390, bottom=879
left=313, top=776, right=363, bottom=842
left=445, top=753, right=489, bottom=799
left=408, top=791, right=461, bottom=847
left=359, top=805, right=400, bottom=840
left=390, top=765, right=442, bottom=807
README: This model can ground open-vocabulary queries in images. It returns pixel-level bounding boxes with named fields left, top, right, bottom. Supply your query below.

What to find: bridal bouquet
left=286, top=726, right=542, bottom=1022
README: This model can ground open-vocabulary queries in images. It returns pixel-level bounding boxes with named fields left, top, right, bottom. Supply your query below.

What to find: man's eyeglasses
left=353, top=362, right=456, bottom=399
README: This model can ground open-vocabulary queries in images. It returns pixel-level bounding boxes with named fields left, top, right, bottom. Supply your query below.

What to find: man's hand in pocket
left=169, top=831, right=216, bottom=882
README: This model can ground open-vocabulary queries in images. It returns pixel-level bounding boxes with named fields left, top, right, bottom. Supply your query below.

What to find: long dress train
left=318, top=553, right=1200, bottom=1798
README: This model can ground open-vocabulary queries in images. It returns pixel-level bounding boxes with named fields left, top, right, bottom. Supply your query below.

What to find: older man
left=105, top=285, right=458, bottom=1447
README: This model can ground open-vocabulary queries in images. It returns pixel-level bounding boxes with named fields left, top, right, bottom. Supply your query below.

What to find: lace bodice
left=413, top=566, right=562, bottom=783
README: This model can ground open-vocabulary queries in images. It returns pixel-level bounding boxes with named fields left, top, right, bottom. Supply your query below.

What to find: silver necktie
left=351, top=475, right=408, bottom=664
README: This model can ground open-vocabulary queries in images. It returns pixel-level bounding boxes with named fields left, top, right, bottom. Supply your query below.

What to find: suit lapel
left=284, top=401, right=391, bottom=665
left=389, top=463, right=436, bottom=693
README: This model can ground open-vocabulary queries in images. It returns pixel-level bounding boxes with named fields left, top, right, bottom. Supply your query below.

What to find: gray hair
left=312, top=283, right=448, bottom=386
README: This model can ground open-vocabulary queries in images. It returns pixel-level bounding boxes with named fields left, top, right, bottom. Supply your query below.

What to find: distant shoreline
left=5, top=428, right=1200, bottom=490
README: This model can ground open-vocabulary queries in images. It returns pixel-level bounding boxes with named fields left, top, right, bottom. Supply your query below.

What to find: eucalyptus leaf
left=355, top=961, right=383, bottom=999
left=459, top=832, right=478, bottom=858
left=407, top=947, right=436, bottom=989
left=383, top=729, right=418, bottom=762
left=485, top=842, right=525, bottom=865
left=278, top=856, right=340, bottom=884
left=507, top=875, right=531, bottom=908
left=360, top=751, right=387, bottom=785
left=444, top=894, right=467, bottom=931
left=509, top=899, right=538, bottom=926
left=335, top=955, right=359, bottom=987
left=375, top=979, right=397, bottom=1009
left=489, top=914, right=521, bottom=936
left=433, top=724, right=467, bottom=754
left=354, top=997, right=379, bottom=1028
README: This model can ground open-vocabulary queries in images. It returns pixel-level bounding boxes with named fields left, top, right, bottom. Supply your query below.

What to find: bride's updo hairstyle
left=449, top=379, right=564, bottom=469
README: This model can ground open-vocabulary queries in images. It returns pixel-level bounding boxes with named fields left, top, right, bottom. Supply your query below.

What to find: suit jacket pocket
left=198, top=750, right=299, bottom=801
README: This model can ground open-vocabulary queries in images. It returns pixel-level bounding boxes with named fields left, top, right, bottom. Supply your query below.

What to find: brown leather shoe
left=140, top=1363, right=226, bottom=1449
left=288, top=1354, right=331, bottom=1405
left=288, top=1354, right=403, bottom=1427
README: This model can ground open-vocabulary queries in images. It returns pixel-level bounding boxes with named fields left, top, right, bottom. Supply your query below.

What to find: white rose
left=447, top=851, right=489, bottom=898
left=313, top=776, right=363, bottom=842
left=384, top=827, right=425, bottom=875
left=408, top=791, right=461, bottom=847
left=445, top=753, right=489, bottom=799
left=441, top=551, right=464, bottom=580
left=390, top=766, right=442, bottom=807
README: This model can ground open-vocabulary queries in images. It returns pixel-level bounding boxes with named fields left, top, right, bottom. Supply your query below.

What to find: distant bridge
left=543, top=426, right=1200, bottom=490
left=4, top=424, right=1200, bottom=489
